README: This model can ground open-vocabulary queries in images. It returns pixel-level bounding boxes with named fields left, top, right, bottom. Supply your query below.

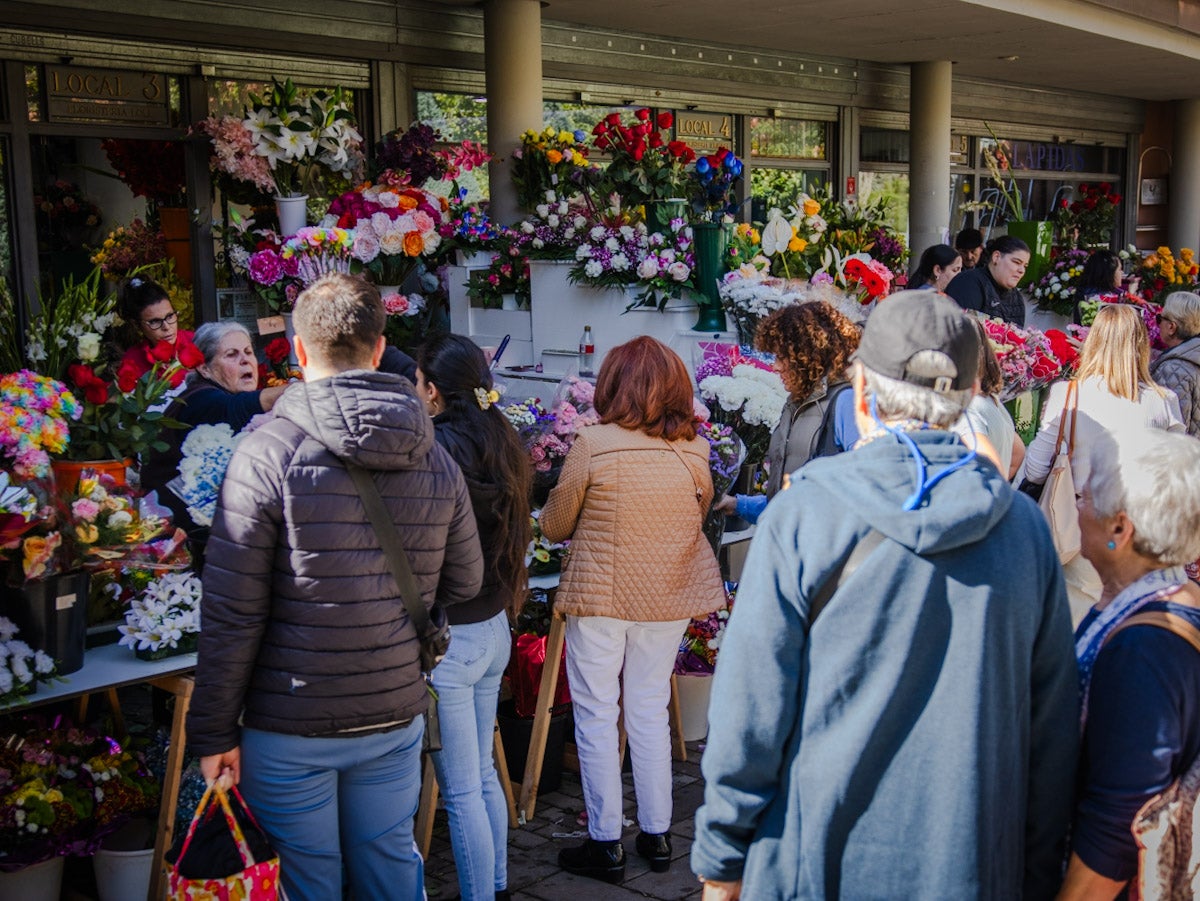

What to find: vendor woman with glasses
left=117, top=276, right=201, bottom=380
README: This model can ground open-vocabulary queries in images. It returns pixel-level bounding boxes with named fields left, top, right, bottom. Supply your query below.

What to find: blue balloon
left=729, top=159, right=744, bottom=177
left=573, top=130, right=586, bottom=144
left=695, top=157, right=712, bottom=176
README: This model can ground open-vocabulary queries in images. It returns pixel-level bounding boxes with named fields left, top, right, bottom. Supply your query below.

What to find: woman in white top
left=953, top=317, right=1024, bottom=478
left=1025, top=304, right=1185, bottom=621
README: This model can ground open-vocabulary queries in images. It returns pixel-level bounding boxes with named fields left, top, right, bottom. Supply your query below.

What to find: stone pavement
left=423, top=741, right=709, bottom=900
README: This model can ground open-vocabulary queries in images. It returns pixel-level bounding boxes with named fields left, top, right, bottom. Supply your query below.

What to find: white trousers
left=564, top=614, right=689, bottom=841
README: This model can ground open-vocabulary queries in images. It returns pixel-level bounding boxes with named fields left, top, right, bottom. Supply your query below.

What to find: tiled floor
left=423, top=743, right=709, bottom=900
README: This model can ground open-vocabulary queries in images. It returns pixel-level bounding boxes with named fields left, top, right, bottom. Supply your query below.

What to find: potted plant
left=243, top=78, right=365, bottom=234
left=672, top=584, right=737, bottom=742
left=466, top=246, right=531, bottom=310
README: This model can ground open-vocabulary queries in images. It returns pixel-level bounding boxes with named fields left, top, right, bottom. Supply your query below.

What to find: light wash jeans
left=430, top=609, right=512, bottom=900
left=565, top=614, right=689, bottom=841
left=238, top=720, right=425, bottom=901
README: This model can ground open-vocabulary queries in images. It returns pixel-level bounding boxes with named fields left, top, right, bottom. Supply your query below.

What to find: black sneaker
left=635, top=830, right=672, bottom=873
left=558, top=838, right=626, bottom=884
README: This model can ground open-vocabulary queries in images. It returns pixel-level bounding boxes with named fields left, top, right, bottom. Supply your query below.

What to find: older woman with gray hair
left=1150, top=290, right=1200, bottom=437
left=140, top=321, right=291, bottom=561
left=1058, top=428, right=1200, bottom=900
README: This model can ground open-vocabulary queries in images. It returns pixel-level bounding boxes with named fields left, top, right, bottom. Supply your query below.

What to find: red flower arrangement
left=101, top=139, right=187, bottom=206
left=1054, top=182, right=1121, bottom=249
left=591, top=108, right=696, bottom=206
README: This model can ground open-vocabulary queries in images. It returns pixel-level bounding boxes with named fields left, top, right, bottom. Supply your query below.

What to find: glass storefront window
left=749, top=117, right=826, bottom=160
left=0, top=140, right=12, bottom=288
left=415, top=91, right=488, bottom=144
left=860, top=127, right=909, bottom=164
left=25, top=65, right=40, bottom=122
left=750, top=168, right=828, bottom=222
left=209, top=79, right=354, bottom=121
left=857, top=171, right=909, bottom=239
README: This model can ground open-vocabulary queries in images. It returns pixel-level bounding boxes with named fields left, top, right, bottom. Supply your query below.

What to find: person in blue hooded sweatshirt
left=691, top=291, right=1079, bottom=901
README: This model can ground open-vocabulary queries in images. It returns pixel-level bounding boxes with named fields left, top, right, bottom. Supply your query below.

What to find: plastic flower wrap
left=675, top=582, right=736, bottom=675
left=526, top=508, right=568, bottom=576
left=117, top=570, right=202, bottom=655
left=977, top=315, right=1066, bottom=399
left=65, top=471, right=168, bottom=566
left=698, top=363, right=788, bottom=466
left=167, top=423, right=244, bottom=528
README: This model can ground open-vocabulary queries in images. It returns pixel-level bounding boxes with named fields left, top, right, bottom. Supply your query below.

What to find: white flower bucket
left=274, top=194, right=309, bottom=237
left=93, top=817, right=155, bottom=901
left=0, top=856, right=64, bottom=901
left=675, top=673, right=714, bottom=742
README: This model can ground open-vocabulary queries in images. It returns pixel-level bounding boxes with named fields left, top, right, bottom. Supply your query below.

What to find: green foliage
left=22, top=268, right=115, bottom=384
left=0, top=278, right=23, bottom=373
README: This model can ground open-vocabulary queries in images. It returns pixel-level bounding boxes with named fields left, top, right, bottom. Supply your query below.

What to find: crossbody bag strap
left=1053, top=380, right=1078, bottom=457
left=664, top=439, right=704, bottom=506
left=1106, top=610, right=1200, bottom=655
left=345, top=463, right=432, bottom=638
left=807, top=529, right=885, bottom=627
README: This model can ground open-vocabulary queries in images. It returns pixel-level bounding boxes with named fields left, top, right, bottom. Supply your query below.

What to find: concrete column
left=1169, top=99, right=1200, bottom=251
left=908, top=61, right=953, bottom=258
left=484, top=0, right=543, bottom=224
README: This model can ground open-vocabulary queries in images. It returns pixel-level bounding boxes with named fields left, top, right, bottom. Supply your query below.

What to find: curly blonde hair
left=755, top=302, right=861, bottom=401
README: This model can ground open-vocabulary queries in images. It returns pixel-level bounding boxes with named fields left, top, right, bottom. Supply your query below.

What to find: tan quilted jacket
left=541, top=422, right=725, bottom=621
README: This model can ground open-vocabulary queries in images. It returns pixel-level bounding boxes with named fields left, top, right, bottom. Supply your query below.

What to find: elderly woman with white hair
left=1150, top=290, right=1200, bottom=437
left=140, top=321, right=291, bottom=562
left=1058, top=429, right=1200, bottom=900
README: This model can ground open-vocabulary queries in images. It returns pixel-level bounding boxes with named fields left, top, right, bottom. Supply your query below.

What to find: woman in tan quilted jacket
left=542, top=336, right=726, bottom=885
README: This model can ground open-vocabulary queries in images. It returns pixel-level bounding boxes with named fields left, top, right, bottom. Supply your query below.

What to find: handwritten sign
left=257, top=315, right=286, bottom=336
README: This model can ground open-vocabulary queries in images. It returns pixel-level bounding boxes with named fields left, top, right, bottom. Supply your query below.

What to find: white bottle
left=579, top=325, right=595, bottom=375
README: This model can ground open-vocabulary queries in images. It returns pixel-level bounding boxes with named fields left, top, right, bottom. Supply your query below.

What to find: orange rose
left=23, top=533, right=62, bottom=580
left=403, top=231, right=424, bottom=257
left=396, top=194, right=418, bottom=211
left=803, top=199, right=821, bottom=217
left=546, top=149, right=563, bottom=165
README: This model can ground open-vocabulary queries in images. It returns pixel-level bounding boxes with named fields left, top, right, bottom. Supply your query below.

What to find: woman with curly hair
left=715, top=301, right=861, bottom=523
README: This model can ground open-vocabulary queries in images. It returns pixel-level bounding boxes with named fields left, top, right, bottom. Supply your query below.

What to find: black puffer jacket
left=433, top=414, right=513, bottom=626
left=188, top=371, right=483, bottom=755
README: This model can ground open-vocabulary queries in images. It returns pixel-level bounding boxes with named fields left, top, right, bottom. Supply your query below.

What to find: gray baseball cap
left=854, top=291, right=980, bottom=393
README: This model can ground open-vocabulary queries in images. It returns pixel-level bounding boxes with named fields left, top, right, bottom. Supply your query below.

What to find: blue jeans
left=430, top=609, right=512, bottom=900
left=238, top=720, right=425, bottom=901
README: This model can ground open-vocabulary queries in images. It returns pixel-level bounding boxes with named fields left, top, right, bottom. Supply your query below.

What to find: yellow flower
left=803, top=199, right=821, bottom=217
left=558, top=131, right=573, bottom=145
left=748, top=228, right=760, bottom=243
left=75, top=523, right=99, bottom=544
left=788, top=236, right=807, bottom=252
left=735, top=222, right=751, bottom=236
left=1157, top=246, right=1172, bottom=257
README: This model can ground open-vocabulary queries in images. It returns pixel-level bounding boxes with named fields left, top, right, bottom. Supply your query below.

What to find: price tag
left=257, top=315, right=286, bottom=335
left=56, top=591, right=76, bottom=611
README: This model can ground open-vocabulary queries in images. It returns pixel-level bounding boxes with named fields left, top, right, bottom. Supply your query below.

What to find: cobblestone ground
left=424, top=742, right=708, bottom=901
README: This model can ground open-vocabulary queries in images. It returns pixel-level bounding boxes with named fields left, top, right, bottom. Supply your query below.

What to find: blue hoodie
left=692, top=431, right=1078, bottom=900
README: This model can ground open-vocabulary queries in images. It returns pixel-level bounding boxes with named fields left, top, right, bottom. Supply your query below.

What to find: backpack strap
left=813, top=382, right=853, bottom=459
left=807, top=529, right=885, bottom=627
left=1106, top=610, right=1200, bottom=655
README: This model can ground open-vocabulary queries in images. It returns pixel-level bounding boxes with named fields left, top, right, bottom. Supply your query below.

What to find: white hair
left=1087, top=429, right=1200, bottom=565
left=1163, top=291, right=1200, bottom=340
left=193, top=321, right=252, bottom=364
left=859, top=354, right=973, bottom=428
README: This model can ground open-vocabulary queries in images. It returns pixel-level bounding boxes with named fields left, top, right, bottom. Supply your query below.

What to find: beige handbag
left=1038, top=380, right=1081, bottom=565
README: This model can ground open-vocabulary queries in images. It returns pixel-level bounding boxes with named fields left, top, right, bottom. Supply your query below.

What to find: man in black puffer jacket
left=189, top=273, right=483, bottom=901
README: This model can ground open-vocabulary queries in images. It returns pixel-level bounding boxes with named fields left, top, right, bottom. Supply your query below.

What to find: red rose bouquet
left=591, top=108, right=696, bottom=207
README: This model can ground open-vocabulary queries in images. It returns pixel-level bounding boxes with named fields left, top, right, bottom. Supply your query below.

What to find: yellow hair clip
left=474, top=387, right=500, bottom=410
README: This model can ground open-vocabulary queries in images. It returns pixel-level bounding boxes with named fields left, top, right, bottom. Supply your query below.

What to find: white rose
left=107, top=510, right=133, bottom=529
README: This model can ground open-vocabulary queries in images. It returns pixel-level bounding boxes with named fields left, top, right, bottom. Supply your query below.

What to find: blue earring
left=1107, top=540, right=1117, bottom=550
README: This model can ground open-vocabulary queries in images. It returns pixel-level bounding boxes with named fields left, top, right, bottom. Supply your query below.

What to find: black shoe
left=496, top=892, right=511, bottom=901
left=635, top=830, right=672, bottom=873
left=558, top=838, right=626, bottom=884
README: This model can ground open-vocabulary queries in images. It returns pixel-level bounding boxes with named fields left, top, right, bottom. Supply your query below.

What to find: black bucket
left=496, top=699, right=569, bottom=794
left=0, top=570, right=89, bottom=674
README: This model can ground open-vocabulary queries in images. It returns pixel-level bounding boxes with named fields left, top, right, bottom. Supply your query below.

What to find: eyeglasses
left=1156, top=313, right=1174, bottom=326
left=141, top=311, right=178, bottom=331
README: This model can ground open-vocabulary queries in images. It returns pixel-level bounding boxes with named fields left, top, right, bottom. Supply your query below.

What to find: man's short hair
left=293, top=274, right=385, bottom=369
left=955, top=228, right=984, bottom=252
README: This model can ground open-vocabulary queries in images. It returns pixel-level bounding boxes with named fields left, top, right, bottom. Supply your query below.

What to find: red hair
left=594, top=336, right=697, bottom=441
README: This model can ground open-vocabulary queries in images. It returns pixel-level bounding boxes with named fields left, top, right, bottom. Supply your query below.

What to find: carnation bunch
left=282, top=226, right=355, bottom=284
left=117, top=570, right=202, bottom=656
left=837, top=253, right=894, bottom=305
left=976, top=315, right=1066, bottom=399
left=0, top=371, right=80, bottom=480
